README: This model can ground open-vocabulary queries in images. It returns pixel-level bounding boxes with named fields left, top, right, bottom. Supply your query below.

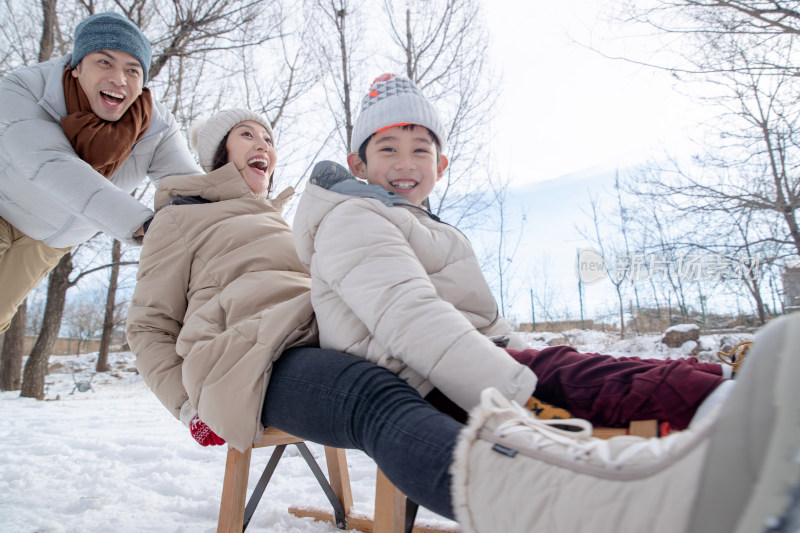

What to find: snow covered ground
left=0, top=328, right=751, bottom=532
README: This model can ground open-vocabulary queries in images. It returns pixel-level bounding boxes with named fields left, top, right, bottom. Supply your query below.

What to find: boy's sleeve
left=313, top=201, right=537, bottom=411
left=125, top=210, right=192, bottom=420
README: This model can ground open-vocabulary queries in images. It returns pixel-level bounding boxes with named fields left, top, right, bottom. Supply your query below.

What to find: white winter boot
left=451, top=312, right=800, bottom=533
left=687, top=311, right=800, bottom=533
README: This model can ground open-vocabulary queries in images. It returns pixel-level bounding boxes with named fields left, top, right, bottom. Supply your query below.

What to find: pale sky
left=482, top=0, right=705, bottom=186
left=478, top=1, right=712, bottom=322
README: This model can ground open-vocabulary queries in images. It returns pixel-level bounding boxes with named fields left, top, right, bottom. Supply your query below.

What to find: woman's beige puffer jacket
left=293, top=161, right=536, bottom=412
left=126, top=163, right=317, bottom=451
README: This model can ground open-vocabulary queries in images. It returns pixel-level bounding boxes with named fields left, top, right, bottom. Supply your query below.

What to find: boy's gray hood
left=308, top=160, right=418, bottom=208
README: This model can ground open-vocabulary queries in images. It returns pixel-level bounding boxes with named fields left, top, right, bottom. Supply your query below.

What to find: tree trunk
left=0, top=301, right=26, bottom=391
left=747, top=265, right=768, bottom=326
left=335, top=8, right=353, bottom=152
left=38, top=0, right=58, bottom=63
left=96, top=240, right=121, bottom=372
left=405, top=9, right=413, bottom=79
left=616, top=286, right=626, bottom=339
left=21, top=253, right=71, bottom=399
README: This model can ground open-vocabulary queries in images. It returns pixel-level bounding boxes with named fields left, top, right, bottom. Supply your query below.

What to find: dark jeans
left=510, top=346, right=726, bottom=430
left=261, top=347, right=462, bottom=520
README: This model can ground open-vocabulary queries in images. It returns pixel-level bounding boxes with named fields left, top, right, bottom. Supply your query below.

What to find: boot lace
left=489, top=390, right=679, bottom=470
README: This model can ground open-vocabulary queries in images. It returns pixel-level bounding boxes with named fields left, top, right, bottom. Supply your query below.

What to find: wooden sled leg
left=218, top=446, right=252, bottom=533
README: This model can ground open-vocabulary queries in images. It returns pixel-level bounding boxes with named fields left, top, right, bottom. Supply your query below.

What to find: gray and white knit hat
left=71, top=12, right=152, bottom=84
left=190, top=108, right=274, bottom=172
left=351, top=73, right=446, bottom=154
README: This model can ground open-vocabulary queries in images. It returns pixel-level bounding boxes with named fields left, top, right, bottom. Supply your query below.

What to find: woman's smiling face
left=225, top=121, right=276, bottom=195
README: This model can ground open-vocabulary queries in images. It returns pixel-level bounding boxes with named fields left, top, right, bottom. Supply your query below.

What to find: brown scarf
left=61, top=67, right=153, bottom=178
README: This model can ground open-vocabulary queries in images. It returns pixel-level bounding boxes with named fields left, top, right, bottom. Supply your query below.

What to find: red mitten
left=189, top=415, right=226, bottom=446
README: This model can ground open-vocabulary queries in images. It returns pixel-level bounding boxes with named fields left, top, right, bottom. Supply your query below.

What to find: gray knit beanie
left=351, top=73, right=446, bottom=154
left=71, top=12, right=152, bottom=84
left=190, top=108, right=275, bottom=172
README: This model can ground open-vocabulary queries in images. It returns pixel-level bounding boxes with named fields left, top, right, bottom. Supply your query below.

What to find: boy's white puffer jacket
left=293, top=161, right=536, bottom=411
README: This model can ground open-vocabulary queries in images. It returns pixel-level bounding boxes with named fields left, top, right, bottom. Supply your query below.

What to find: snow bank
left=2, top=327, right=754, bottom=531
left=0, top=351, right=453, bottom=532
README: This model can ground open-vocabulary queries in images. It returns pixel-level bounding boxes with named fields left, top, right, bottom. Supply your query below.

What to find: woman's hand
left=189, top=415, right=226, bottom=446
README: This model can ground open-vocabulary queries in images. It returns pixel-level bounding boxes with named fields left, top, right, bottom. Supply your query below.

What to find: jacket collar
left=155, top=162, right=293, bottom=212
left=310, top=160, right=431, bottom=213
left=40, top=56, right=70, bottom=119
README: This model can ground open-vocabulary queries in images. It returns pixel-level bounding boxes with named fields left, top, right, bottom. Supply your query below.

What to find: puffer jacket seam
left=158, top=206, right=210, bottom=275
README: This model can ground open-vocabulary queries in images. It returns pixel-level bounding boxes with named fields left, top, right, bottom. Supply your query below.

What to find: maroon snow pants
left=507, top=346, right=726, bottom=430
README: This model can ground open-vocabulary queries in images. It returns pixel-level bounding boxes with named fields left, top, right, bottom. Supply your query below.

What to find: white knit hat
left=351, top=73, right=446, bottom=154
left=190, top=108, right=274, bottom=172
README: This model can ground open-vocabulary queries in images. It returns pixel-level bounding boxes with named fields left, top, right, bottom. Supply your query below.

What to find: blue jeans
left=261, top=347, right=461, bottom=519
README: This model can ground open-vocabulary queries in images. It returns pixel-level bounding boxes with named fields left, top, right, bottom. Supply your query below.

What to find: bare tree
left=728, top=211, right=773, bottom=324
left=233, top=9, right=326, bottom=192
left=579, top=175, right=643, bottom=338
left=630, top=61, right=800, bottom=255
left=594, top=1, right=800, bottom=323
left=587, top=196, right=627, bottom=337
left=382, top=0, right=500, bottom=228
left=20, top=237, right=142, bottom=398
left=617, top=1, right=800, bottom=77
left=96, top=239, right=121, bottom=372
left=529, top=255, right=573, bottom=325
left=0, top=0, right=48, bottom=74
left=38, top=0, right=58, bottom=62
left=642, top=202, right=694, bottom=319
left=26, top=292, right=46, bottom=336
left=307, top=0, right=502, bottom=229
left=611, top=2, right=800, bottom=252
left=0, top=0, right=288, bottom=122
left=309, top=0, right=365, bottom=153
left=64, top=294, right=105, bottom=355
left=0, top=300, right=25, bottom=390
left=96, top=187, right=152, bottom=371
left=480, top=179, right=527, bottom=317
left=21, top=253, right=71, bottom=399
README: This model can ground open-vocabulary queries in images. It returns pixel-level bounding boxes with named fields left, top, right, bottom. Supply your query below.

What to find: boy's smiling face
left=347, top=125, right=448, bottom=207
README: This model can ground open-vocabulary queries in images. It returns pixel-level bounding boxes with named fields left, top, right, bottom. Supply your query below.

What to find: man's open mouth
left=100, top=90, right=125, bottom=106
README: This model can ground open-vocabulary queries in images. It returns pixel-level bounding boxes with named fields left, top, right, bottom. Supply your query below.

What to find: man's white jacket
left=0, top=55, right=200, bottom=247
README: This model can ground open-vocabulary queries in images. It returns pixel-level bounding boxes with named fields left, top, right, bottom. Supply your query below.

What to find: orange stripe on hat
left=374, top=123, right=412, bottom=134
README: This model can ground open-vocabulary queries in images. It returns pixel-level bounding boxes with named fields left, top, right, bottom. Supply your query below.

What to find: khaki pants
left=0, top=217, right=71, bottom=334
